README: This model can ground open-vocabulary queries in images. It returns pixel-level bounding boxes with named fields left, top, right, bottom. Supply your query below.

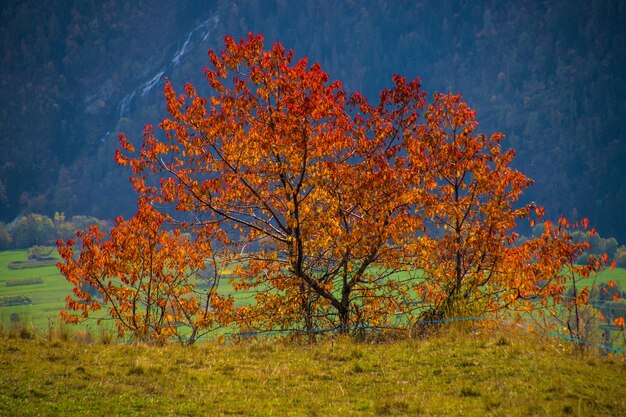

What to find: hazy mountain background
left=1, top=0, right=625, bottom=241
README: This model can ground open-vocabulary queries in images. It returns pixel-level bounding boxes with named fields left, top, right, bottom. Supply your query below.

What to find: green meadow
left=0, top=250, right=71, bottom=330
left=1, top=248, right=626, bottom=333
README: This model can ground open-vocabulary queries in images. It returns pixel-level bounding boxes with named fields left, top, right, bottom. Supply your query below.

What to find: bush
left=5, top=277, right=44, bottom=287
left=603, top=299, right=626, bottom=323
left=0, top=222, right=11, bottom=249
left=27, top=245, right=55, bottom=260
left=10, top=214, right=55, bottom=248
left=615, top=246, right=626, bottom=268
left=572, top=231, right=622, bottom=265
left=54, top=213, right=109, bottom=242
left=0, top=295, right=33, bottom=307
left=7, top=259, right=57, bottom=270
left=567, top=304, right=603, bottom=350
left=0, top=212, right=110, bottom=250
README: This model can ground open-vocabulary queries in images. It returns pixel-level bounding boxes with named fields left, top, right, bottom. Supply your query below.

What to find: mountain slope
left=1, top=0, right=625, bottom=241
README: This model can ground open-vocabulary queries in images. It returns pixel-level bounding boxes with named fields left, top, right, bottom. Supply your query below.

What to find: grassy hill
left=1, top=248, right=626, bottom=415
left=1, top=326, right=625, bottom=416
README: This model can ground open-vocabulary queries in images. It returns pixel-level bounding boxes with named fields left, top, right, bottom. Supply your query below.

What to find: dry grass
left=1, top=323, right=624, bottom=416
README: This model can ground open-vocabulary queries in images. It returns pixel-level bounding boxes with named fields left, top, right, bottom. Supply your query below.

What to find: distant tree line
left=2, top=210, right=625, bottom=272
left=0, top=212, right=108, bottom=250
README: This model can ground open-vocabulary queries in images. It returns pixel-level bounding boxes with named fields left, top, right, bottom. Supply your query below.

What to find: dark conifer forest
left=1, top=0, right=625, bottom=241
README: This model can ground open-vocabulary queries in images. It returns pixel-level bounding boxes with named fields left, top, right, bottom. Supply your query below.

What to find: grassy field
left=0, top=249, right=253, bottom=332
left=1, top=247, right=625, bottom=335
left=2, top=249, right=626, bottom=415
left=1, top=325, right=625, bottom=417
left=0, top=250, right=72, bottom=330
left=588, top=266, right=626, bottom=287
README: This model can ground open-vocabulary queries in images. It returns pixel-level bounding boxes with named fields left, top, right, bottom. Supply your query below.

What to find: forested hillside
left=1, top=0, right=625, bottom=241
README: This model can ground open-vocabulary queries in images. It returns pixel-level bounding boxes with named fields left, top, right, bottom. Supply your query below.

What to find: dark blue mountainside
left=1, top=0, right=625, bottom=241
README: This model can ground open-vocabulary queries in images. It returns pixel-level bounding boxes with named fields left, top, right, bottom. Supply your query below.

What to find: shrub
left=615, top=246, right=626, bottom=268
left=572, top=231, right=622, bottom=265
left=0, top=295, right=33, bottom=307
left=0, top=222, right=11, bottom=249
left=7, top=259, right=57, bottom=270
left=5, top=277, right=44, bottom=287
left=10, top=214, right=55, bottom=248
left=54, top=212, right=109, bottom=242
left=27, top=245, right=55, bottom=260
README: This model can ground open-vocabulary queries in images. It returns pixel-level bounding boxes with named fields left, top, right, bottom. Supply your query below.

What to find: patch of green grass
left=566, top=266, right=626, bottom=291
left=595, top=267, right=626, bottom=287
left=1, top=327, right=624, bottom=416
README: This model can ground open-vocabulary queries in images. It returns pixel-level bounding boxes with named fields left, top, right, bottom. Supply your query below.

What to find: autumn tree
left=511, top=218, right=619, bottom=350
left=389, top=93, right=616, bottom=335
left=58, top=32, right=621, bottom=341
left=114, top=33, right=430, bottom=334
left=57, top=201, right=232, bottom=344
left=404, top=93, right=536, bottom=321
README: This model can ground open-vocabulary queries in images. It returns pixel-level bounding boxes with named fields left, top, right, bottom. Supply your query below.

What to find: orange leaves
left=118, top=133, right=134, bottom=152
left=614, top=317, right=626, bottom=330
left=115, top=133, right=133, bottom=166
left=581, top=217, right=590, bottom=229
left=578, top=287, right=590, bottom=305
left=535, top=206, right=545, bottom=219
